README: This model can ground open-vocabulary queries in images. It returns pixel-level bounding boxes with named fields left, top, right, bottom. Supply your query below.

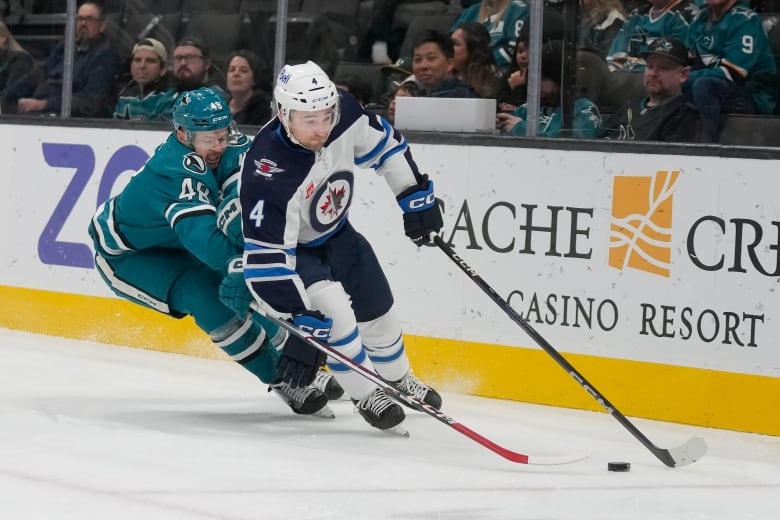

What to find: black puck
left=607, top=462, right=631, bottom=472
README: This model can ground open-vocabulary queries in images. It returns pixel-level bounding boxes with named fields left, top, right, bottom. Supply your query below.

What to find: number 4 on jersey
left=249, top=200, right=265, bottom=227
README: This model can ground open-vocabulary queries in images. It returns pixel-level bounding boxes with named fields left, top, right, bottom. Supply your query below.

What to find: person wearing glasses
left=171, top=38, right=227, bottom=100
left=113, top=38, right=175, bottom=120
left=89, top=87, right=340, bottom=419
left=4, top=1, right=121, bottom=117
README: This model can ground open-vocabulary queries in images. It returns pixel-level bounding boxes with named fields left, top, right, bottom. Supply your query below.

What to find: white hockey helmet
left=274, top=61, right=340, bottom=141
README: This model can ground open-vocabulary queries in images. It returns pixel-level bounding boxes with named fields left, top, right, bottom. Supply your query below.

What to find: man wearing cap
left=113, top=38, right=176, bottom=120
left=685, top=0, right=776, bottom=142
left=603, top=37, right=701, bottom=142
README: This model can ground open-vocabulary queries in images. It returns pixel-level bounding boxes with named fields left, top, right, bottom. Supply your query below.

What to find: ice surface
left=1, top=328, right=778, bottom=519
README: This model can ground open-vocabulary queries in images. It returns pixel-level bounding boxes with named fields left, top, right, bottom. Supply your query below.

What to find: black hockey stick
left=251, top=303, right=590, bottom=465
left=432, top=233, right=707, bottom=468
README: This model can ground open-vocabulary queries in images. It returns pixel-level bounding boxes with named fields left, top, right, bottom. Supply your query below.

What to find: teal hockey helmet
left=172, top=87, right=232, bottom=133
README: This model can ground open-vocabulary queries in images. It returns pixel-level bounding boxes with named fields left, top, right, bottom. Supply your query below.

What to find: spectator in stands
left=412, top=30, right=477, bottom=97
left=113, top=38, right=175, bottom=120
left=451, top=21, right=503, bottom=98
left=334, top=74, right=374, bottom=106
left=225, top=50, right=271, bottom=126
left=171, top=38, right=226, bottom=98
left=450, top=0, right=531, bottom=70
left=6, top=1, right=121, bottom=117
left=496, top=26, right=530, bottom=111
left=579, top=0, right=628, bottom=58
left=496, top=39, right=603, bottom=137
left=685, top=0, right=776, bottom=142
left=602, top=37, right=701, bottom=141
left=386, top=80, right=420, bottom=124
left=0, top=20, right=35, bottom=105
left=607, top=0, right=695, bottom=71
left=359, top=0, right=404, bottom=64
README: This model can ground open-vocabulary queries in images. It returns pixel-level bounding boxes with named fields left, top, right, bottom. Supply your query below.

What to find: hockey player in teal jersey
left=88, top=87, right=337, bottom=417
left=450, top=0, right=530, bottom=69
left=685, top=0, right=777, bottom=141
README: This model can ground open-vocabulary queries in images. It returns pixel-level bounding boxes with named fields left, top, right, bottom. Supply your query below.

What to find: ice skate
left=311, top=367, right=345, bottom=400
left=353, top=387, right=408, bottom=436
left=394, top=372, right=442, bottom=410
left=269, top=381, right=335, bottom=419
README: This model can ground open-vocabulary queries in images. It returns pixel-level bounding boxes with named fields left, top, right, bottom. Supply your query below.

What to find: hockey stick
left=251, top=303, right=589, bottom=466
left=432, top=233, right=708, bottom=468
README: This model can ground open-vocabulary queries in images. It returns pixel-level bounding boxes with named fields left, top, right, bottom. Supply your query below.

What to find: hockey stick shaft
left=432, top=233, right=707, bottom=468
left=251, top=303, right=588, bottom=465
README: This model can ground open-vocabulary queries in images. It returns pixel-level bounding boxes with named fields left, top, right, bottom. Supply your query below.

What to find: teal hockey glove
left=218, top=257, right=252, bottom=318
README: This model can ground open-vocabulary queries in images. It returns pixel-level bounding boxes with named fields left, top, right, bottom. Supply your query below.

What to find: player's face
left=412, top=42, right=453, bottom=90
left=190, top=128, right=230, bottom=168
left=644, top=55, right=687, bottom=100
left=131, top=49, right=165, bottom=86
left=287, top=107, right=336, bottom=151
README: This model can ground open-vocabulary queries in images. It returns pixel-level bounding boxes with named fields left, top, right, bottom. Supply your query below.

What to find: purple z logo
left=38, top=143, right=149, bottom=268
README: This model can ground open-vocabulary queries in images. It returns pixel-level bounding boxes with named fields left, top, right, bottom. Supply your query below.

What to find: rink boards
left=1, top=124, right=778, bottom=436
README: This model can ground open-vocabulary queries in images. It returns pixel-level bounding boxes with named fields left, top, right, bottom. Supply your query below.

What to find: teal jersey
left=451, top=0, right=530, bottom=67
left=113, top=85, right=176, bottom=121
left=509, top=97, right=602, bottom=138
left=686, top=4, right=776, bottom=113
left=608, top=1, right=691, bottom=70
left=90, top=133, right=251, bottom=272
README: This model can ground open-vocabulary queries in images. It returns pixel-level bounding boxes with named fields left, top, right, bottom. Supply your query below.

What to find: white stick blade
left=668, top=436, right=708, bottom=467
left=527, top=450, right=592, bottom=466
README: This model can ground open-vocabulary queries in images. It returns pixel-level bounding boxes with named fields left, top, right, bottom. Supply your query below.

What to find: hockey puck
left=607, top=462, right=631, bottom=472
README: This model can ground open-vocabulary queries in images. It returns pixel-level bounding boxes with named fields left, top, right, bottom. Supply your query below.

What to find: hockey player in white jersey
left=219, top=61, right=444, bottom=432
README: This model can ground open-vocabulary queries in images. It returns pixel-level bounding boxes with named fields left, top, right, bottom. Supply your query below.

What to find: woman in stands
left=451, top=21, right=502, bottom=99
left=0, top=20, right=35, bottom=110
left=225, top=50, right=272, bottom=126
left=450, top=0, right=530, bottom=70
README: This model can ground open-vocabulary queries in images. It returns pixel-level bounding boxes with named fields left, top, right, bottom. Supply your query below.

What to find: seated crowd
left=1, top=0, right=779, bottom=144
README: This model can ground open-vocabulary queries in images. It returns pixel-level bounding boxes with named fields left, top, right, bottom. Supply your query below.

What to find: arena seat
left=398, top=12, right=459, bottom=58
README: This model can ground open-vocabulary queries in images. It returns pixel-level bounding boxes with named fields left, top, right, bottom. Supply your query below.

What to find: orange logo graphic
left=609, top=170, right=680, bottom=277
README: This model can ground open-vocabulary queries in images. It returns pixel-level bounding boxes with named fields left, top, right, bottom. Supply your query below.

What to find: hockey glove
left=396, top=174, right=443, bottom=246
left=278, top=311, right=331, bottom=388
left=216, top=195, right=243, bottom=248
left=218, top=257, right=253, bottom=319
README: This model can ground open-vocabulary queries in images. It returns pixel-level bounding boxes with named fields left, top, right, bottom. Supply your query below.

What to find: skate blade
left=383, top=424, right=410, bottom=438
left=305, top=404, right=335, bottom=420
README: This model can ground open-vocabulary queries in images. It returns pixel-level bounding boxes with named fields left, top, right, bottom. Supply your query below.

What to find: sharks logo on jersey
left=309, top=171, right=353, bottom=232
left=183, top=153, right=207, bottom=174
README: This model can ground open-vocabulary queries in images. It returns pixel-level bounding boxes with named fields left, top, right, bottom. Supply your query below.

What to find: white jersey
left=239, top=91, right=424, bottom=316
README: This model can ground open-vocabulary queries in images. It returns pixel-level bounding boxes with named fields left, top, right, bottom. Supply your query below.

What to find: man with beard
left=602, top=37, right=701, bottom=142
left=171, top=38, right=227, bottom=100
left=6, top=1, right=121, bottom=117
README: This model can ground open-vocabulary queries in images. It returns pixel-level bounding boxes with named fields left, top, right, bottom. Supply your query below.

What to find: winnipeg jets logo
left=183, top=153, right=206, bottom=174
left=319, top=182, right=347, bottom=217
left=309, top=171, right=353, bottom=232
left=254, top=158, right=284, bottom=177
